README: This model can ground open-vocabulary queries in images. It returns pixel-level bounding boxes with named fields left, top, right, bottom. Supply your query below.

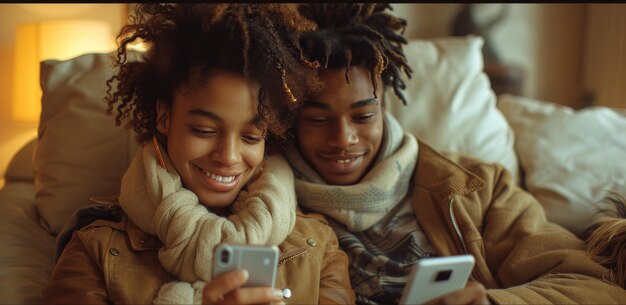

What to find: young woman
left=41, top=4, right=354, bottom=305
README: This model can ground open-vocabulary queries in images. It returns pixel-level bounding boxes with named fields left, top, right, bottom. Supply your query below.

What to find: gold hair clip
left=280, top=68, right=297, bottom=103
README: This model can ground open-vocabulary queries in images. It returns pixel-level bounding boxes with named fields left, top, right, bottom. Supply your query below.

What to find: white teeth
left=201, top=169, right=235, bottom=183
left=336, top=158, right=356, bottom=164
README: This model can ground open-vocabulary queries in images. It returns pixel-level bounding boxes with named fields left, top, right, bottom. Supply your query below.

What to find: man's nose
left=328, top=119, right=358, bottom=148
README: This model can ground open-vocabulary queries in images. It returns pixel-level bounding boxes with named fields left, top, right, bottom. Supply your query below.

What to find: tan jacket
left=42, top=208, right=355, bottom=305
left=414, top=142, right=626, bottom=304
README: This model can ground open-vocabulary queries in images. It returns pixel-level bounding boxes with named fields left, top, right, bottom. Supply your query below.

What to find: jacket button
left=282, top=288, right=292, bottom=299
left=306, top=238, right=317, bottom=247
left=109, top=248, right=120, bottom=256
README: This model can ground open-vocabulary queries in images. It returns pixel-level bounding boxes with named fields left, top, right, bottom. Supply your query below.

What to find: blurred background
left=0, top=3, right=624, bottom=186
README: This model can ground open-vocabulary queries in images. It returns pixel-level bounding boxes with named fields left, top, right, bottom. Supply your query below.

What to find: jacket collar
left=122, top=215, right=163, bottom=251
left=89, top=197, right=163, bottom=251
left=413, top=140, right=486, bottom=196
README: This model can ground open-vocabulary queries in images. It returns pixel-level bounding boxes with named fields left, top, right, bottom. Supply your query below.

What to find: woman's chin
left=197, top=191, right=238, bottom=210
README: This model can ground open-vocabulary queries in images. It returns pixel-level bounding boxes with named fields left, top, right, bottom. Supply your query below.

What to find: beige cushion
left=34, top=52, right=141, bottom=235
left=0, top=182, right=54, bottom=304
left=5, top=138, right=36, bottom=183
left=497, top=94, right=626, bottom=236
left=386, top=35, right=519, bottom=183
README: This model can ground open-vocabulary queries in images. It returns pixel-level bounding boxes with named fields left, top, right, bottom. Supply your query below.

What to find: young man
left=284, top=3, right=626, bottom=305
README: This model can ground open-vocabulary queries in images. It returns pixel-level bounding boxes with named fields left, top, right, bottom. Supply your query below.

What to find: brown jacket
left=42, top=208, right=355, bottom=305
left=414, top=141, right=626, bottom=304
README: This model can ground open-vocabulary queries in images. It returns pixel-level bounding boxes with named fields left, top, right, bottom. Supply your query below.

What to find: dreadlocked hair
left=584, top=191, right=626, bottom=289
left=105, top=4, right=321, bottom=144
left=297, top=3, right=411, bottom=105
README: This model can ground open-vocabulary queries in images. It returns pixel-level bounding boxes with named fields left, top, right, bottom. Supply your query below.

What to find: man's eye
left=307, top=116, right=329, bottom=124
left=242, top=135, right=264, bottom=144
left=354, top=113, right=374, bottom=122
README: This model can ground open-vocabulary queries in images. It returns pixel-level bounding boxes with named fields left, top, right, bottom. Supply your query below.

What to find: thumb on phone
left=439, top=281, right=489, bottom=305
left=203, top=269, right=249, bottom=304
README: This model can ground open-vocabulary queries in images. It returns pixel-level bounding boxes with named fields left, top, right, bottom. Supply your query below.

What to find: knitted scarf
left=118, top=145, right=297, bottom=304
left=284, top=112, right=418, bottom=232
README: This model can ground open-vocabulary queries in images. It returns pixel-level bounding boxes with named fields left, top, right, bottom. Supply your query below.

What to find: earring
left=152, top=135, right=167, bottom=170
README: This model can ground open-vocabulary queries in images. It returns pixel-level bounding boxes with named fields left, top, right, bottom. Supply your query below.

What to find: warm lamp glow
left=12, top=20, right=116, bottom=122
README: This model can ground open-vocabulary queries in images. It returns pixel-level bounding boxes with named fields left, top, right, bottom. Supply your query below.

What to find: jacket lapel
left=412, top=142, right=485, bottom=197
left=411, top=141, right=485, bottom=256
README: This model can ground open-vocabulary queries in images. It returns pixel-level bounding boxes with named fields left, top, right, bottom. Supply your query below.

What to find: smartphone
left=212, top=244, right=279, bottom=288
left=399, top=255, right=475, bottom=305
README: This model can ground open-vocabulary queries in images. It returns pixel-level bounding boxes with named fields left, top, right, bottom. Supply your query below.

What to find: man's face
left=296, top=66, right=384, bottom=185
left=158, top=71, right=265, bottom=209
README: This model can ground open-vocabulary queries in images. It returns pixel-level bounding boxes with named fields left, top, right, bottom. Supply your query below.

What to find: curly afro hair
left=298, top=3, right=411, bottom=105
left=105, top=4, right=322, bottom=144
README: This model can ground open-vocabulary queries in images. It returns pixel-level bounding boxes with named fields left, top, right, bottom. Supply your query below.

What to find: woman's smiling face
left=157, top=70, right=265, bottom=209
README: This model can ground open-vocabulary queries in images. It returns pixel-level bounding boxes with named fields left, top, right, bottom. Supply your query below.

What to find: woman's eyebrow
left=189, top=108, right=261, bottom=126
left=248, top=115, right=263, bottom=126
left=187, top=109, right=223, bottom=123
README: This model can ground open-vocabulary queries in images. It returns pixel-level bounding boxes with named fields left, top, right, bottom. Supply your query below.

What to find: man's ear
left=156, top=101, right=171, bottom=135
left=376, top=77, right=386, bottom=112
left=379, top=84, right=387, bottom=112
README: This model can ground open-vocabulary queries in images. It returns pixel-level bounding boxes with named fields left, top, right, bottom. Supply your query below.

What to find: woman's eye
left=192, top=128, right=216, bottom=137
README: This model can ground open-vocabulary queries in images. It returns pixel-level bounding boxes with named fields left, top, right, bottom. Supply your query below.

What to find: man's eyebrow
left=351, top=98, right=378, bottom=109
left=302, top=98, right=378, bottom=110
left=188, top=108, right=261, bottom=126
left=301, top=101, right=331, bottom=110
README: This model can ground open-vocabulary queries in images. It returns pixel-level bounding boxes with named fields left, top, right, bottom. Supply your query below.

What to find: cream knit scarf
left=118, top=145, right=297, bottom=304
left=284, top=113, right=419, bottom=232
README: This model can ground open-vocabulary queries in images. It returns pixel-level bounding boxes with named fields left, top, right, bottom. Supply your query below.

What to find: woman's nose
left=210, top=135, right=242, bottom=166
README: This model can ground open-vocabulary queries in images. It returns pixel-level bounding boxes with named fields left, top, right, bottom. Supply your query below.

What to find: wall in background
left=392, top=3, right=591, bottom=108
left=393, top=3, right=626, bottom=109
left=0, top=4, right=126, bottom=185
left=582, top=4, right=626, bottom=109
left=0, top=4, right=126, bottom=128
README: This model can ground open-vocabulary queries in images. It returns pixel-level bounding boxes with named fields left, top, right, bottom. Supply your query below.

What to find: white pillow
left=497, top=94, right=626, bottom=236
left=34, top=52, right=141, bottom=235
left=385, top=35, right=520, bottom=183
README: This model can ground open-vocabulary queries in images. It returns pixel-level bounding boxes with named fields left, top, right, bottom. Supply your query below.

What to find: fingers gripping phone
left=212, top=244, right=279, bottom=288
left=399, top=255, right=476, bottom=305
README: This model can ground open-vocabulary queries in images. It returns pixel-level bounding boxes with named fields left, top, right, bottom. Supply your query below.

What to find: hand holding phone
left=399, top=255, right=476, bottom=305
left=203, top=269, right=285, bottom=305
left=212, top=244, right=279, bottom=288
left=426, top=280, right=489, bottom=305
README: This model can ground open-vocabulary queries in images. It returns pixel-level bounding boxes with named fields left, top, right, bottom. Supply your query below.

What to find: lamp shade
left=12, top=19, right=115, bottom=122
